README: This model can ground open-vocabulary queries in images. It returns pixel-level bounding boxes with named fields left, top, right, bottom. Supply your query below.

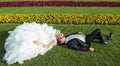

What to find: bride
left=3, top=22, right=58, bottom=65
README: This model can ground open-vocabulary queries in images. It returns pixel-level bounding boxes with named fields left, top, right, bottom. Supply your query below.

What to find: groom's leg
left=85, top=29, right=106, bottom=44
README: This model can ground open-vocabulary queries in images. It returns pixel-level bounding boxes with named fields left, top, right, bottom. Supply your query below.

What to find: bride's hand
left=51, top=42, right=57, bottom=46
left=33, top=40, right=40, bottom=45
left=50, top=39, right=57, bottom=46
left=43, top=44, right=49, bottom=48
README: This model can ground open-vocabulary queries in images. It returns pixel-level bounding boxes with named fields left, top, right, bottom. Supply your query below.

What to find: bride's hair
left=56, top=30, right=61, bottom=36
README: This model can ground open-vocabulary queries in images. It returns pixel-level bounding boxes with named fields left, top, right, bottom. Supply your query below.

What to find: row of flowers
left=0, top=14, right=120, bottom=25
left=0, top=1, right=120, bottom=7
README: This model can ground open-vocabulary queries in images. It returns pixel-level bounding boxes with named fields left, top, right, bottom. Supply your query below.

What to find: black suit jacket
left=66, top=32, right=90, bottom=51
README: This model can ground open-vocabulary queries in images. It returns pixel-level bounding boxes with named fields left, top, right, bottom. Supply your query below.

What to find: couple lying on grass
left=3, top=23, right=113, bottom=65
left=34, top=28, right=113, bottom=52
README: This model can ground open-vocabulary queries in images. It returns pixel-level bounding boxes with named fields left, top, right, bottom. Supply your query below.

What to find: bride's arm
left=33, top=39, right=57, bottom=48
left=49, top=39, right=57, bottom=46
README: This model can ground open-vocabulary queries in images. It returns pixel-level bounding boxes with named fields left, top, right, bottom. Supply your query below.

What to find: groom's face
left=56, top=33, right=66, bottom=44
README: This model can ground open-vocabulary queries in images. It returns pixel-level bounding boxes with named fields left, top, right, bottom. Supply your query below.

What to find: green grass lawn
left=0, top=0, right=120, bottom=66
left=0, top=7, right=120, bottom=14
left=0, top=24, right=120, bottom=66
left=0, top=0, right=120, bottom=2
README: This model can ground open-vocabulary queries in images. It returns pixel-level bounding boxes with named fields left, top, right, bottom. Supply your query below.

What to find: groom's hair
left=57, top=39, right=61, bottom=45
left=57, top=39, right=64, bottom=45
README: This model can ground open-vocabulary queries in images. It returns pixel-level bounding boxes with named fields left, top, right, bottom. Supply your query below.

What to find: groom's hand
left=78, top=32, right=83, bottom=34
left=89, top=47, right=95, bottom=52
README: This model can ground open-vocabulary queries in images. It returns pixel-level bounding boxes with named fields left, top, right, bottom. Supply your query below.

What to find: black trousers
left=85, top=29, right=106, bottom=45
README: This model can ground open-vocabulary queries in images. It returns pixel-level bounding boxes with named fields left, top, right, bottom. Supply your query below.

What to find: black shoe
left=108, top=32, right=113, bottom=40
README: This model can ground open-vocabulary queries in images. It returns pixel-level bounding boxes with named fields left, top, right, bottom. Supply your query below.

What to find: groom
left=56, top=28, right=113, bottom=52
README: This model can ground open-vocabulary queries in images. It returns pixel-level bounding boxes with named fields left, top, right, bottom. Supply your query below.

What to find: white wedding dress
left=3, top=22, right=57, bottom=65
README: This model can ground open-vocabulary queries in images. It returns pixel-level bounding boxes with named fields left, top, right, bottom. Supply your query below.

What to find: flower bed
left=0, top=14, right=120, bottom=25
left=0, top=1, right=120, bottom=7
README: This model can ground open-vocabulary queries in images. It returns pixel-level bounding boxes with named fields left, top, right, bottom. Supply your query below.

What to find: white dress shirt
left=65, top=34, right=86, bottom=43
